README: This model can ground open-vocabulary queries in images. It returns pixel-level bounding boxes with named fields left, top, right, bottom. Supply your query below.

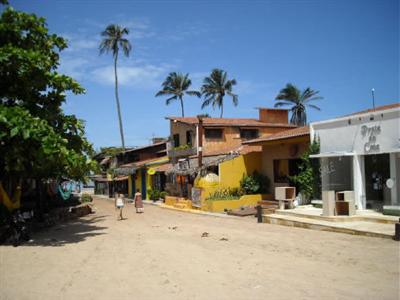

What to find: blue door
left=141, top=169, right=147, bottom=200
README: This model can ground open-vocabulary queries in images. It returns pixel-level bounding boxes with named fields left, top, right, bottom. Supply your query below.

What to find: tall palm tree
left=99, top=24, right=132, bottom=150
left=155, top=72, right=200, bottom=117
left=201, top=69, right=238, bottom=118
left=274, top=83, right=323, bottom=126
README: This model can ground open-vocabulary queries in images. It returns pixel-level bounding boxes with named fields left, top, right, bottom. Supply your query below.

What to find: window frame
left=204, top=128, right=223, bottom=140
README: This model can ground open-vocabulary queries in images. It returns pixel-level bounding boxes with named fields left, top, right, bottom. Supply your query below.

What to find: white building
left=310, top=103, right=400, bottom=211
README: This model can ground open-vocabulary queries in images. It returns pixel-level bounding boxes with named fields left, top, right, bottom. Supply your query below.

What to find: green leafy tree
left=155, top=72, right=200, bottom=117
left=99, top=24, right=132, bottom=150
left=201, top=69, right=238, bottom=118
left=274, top=83, right=323, bottom=126
left=0, top=7, right=97, bottom=199
left=290, top=137, right=321, bottom=200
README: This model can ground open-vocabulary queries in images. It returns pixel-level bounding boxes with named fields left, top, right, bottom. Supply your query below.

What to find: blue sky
left=9, top=0, right=399, bottom=149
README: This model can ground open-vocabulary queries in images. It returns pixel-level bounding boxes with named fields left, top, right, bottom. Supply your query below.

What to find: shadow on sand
left=21, top=214, right=109, bottom=247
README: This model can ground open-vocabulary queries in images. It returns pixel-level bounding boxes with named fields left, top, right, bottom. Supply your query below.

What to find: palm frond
left=274, top=101, right=293, bottom=108
left=165, top=95, right=178, bottom=105
left=227, top=91, right=238, bottom=106
left=307, top=104, right=321, bottom=111
left=201, top=96, right=214, bottom=109
left=186, top=90, right=201, bottom=97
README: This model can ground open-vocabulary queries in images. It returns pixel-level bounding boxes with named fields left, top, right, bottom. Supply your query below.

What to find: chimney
left=258, top=107, right=289, bottom=124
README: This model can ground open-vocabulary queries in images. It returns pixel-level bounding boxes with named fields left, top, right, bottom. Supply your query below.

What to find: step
left=275, top=209, right=398, bottom=224
left=173, top=203, right=188, bottom=209
left=262, top=208, right=277, bottom=215
left=263, top=214, right=395, bottom=239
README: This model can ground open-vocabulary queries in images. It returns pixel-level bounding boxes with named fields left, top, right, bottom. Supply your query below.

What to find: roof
left=153, top=163, right=172, bottom=173
left=189, top=144, right=261, bottom=158
left=243, top=126, right=310, bottom=144
left=119, top=156, right=169, bottom=168
left=166, top=154, right=233, bottom=176
left=119, top=141, right=167, bottom=155
left=347, top=102, right=400, bottom=116
left=166, top=117, right=296, bottom=128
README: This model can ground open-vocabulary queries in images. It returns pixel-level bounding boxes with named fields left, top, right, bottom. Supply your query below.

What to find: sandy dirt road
left=1, top=197, right=399, bottom=300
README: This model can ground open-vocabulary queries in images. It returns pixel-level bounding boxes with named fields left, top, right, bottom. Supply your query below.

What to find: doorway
left=364, top=154, right=391, bottom=211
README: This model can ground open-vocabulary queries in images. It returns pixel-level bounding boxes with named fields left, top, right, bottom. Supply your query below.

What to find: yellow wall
left=146, top=172, right=152, bottom=193
left=135, top=170, right=142, bottom=195
left=219, top=152, right=262, bottom=189
left=194, top=152, right=263, bottom=200
left=204, top=194, right=262, bottom=212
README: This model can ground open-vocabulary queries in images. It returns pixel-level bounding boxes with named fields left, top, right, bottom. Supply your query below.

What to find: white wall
left=311, top=109, right=400, bottom=155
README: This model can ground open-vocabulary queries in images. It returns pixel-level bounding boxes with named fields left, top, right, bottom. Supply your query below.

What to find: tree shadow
left=21, top=214, right=109, bottom=247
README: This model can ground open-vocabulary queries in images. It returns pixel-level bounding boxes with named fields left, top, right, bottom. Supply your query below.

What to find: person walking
left=134, top=189, right=144, bottom=213
left=115, top=190, right=125, bottom=220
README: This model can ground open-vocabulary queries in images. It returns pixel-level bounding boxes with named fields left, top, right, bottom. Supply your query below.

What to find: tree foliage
left=274, top=83, right=323, bottom=126
left=99, top=24, right=132, bottom=150
left=0, top=7, right=96, bottom=183
left=289, top=137, right=321, bottom=200
left=201, top=69, right=238, bottom=118
left=155, top=72, right=200, bottom=117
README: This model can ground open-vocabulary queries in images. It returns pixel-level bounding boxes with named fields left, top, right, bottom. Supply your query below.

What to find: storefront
left=310, top=104, right=400, bottom=211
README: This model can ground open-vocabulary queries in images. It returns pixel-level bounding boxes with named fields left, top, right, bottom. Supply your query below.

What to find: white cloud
left=235, top=80, right=272, bottom=96
left=59, top=56, right=91, bottom=80
left=90, top=63, right=171, bottom=89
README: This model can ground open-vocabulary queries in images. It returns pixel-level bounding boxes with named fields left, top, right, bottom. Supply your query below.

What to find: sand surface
left=1, top=196, right=399, bottom=300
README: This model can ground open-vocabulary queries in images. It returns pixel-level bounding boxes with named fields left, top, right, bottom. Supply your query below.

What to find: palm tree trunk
left=220, top=101, right=224, bottom=118
left=114, top=52, right=126, bottom=150
left=180, top=96, right=185, bottom=117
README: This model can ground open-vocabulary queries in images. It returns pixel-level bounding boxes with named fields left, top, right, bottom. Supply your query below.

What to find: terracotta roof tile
left=166, top=117, right=296, bottom=128
left=244, top=126, right=310, bottom=144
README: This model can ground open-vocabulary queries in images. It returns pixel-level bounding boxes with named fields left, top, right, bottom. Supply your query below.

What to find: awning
left=94, top=177, right=111, bottom=182
left=153, top=163, right=172, bottom=173
left=114, top=176, right=129, bottom=182
left=310, top=152, right=355, bottom=158
left=166, top=154, right=238, bottom=176
left=114, top=166, right=137, bottom=176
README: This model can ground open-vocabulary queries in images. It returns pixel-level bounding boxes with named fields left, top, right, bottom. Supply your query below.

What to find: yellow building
left=165, top=145, right=268, bottom=212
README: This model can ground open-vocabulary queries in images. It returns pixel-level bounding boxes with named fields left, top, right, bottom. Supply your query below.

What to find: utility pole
left=197, top=117, right=203, bottom=169
left=371, top=88, right=375, bottom=110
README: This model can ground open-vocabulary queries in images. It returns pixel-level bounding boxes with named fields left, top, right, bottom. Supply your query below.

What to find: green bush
left=240, top=172, right=270, bottom=195
left=160, top=191, right=168, bottom=200
left=147, top=189, right=161, bottom=201
left=289, top=137, right=321, bottom=200
left=206, top=187, right=244, bottom=201
left=81, top=193, right=92, bottom=203
left=174, top=144, right=191, bottom=151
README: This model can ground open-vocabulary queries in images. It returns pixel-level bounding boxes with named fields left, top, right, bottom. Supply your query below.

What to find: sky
left=8, top=0, right=400, bottom=149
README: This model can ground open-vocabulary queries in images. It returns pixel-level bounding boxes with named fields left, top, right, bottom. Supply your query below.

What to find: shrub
left=289, top=137, right=321, bottom=200
left=147, top=189, right=161, bottom=201
left=206, top=187, right=244, bottom=201
left=160, top=191, right=168, bottom=200
left=81, top=193, right=92, bottom=203
left=174, top=144, right=191, bottom=151
left=240, top=172, right=270, bottom=195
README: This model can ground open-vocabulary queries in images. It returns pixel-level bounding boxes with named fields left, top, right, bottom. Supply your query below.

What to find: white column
left=389, top=153, right=399, bottom=205
left=353, top=155, right=366, bottom=209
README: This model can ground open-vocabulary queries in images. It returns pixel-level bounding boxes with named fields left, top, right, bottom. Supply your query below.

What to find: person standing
left=134, top=189, right=144, bottom=213
left=115, top=190, right=125, bottom=220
